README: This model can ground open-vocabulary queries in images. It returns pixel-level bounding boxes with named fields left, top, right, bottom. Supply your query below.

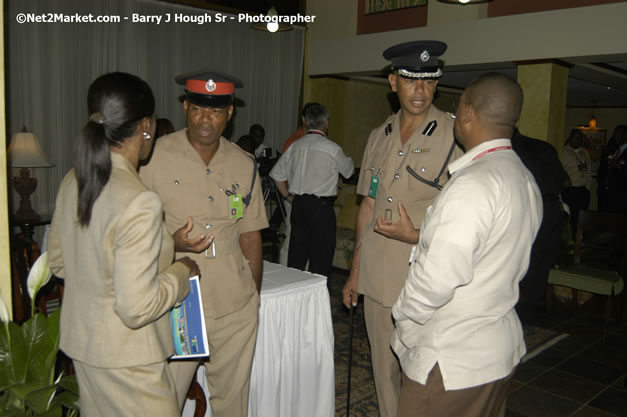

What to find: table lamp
left=8, top=127, right=55, bottom=222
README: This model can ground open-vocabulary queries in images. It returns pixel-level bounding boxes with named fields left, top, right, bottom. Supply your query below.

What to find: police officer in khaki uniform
left=342, top=41, right=462, bottom=417
left=140, top=70, right=268, bottom=417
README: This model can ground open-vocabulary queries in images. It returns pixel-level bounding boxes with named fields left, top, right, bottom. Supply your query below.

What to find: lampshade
left=437, top=0, right=492, bottom=4
left=8, top=129, right=55, bottom=223
left=8, top=131, right=54, bottom=168
left=588, top=116, right=597, bottom=129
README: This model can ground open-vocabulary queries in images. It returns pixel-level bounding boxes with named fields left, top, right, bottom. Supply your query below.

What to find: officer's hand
left=374, top=202, right=419, bottom=244
left=173, top=217, right=214, bottom=253
left=342, top=273, right=359, bottom=309
left=177, top=256, right=200, bottom=278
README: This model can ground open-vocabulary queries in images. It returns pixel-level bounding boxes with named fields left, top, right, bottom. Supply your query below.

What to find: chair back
left=10, top=232, right=64, bottom=322
left=10, top=233, right=40, bottom=323
left=574, top=210, right=627, bottom=276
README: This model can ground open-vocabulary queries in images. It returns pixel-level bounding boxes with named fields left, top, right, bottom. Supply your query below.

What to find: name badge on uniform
left=229, top=194, right=244, bottom=219
left=368, top=176, right=380, bottom=199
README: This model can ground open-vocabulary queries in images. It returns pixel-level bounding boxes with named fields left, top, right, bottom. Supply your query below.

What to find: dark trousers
left=397, top=364, right=514, bottom=417
left=561, top=186, right=590, bottom=233
left=288, top=194, right=336, bottom=280
left=516, top=201, right=563, bottom=323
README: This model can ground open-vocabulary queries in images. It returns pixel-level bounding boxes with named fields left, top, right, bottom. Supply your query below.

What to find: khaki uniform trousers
left=398, top=364, right=515, bottom=417
left=364, top=296, right=401, bottom=417
left=170, top=292, right=260, bottom=417
left=73, top=360, right=179, bottom=417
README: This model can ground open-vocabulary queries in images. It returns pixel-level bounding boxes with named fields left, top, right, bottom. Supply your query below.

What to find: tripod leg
left=274, top=188, right=287, bottom=222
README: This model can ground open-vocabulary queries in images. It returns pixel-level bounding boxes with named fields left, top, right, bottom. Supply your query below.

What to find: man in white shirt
left=392, top=73, right=542, bottom=417
left=270, top=103, right=354, bottom=280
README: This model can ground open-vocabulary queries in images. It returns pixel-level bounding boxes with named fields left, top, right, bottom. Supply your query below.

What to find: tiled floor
left=506, top=299, right=627, bottom=417
left=261, top=241, right=627, bottom=417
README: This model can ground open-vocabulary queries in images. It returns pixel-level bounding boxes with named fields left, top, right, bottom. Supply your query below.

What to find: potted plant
left=0, top=252, right=79, bottom=417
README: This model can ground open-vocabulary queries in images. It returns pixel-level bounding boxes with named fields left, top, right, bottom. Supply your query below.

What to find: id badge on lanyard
left=368, top=176, right=380, bottom=199
left=368, top=168, right=383, bottom=199
left=229, top=194, right=244, bottom=219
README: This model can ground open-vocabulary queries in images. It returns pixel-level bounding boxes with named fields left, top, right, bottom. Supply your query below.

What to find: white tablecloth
left=182, top=261, right=335, bottom=417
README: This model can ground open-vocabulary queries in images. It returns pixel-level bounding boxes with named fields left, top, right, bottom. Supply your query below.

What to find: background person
left=270, top=103, right=354, bottom=281
left=605, top=125, right=627, bottom=213
left=561, top=128, right=592, bottom=232
left=281, top=102, right=318, bottom=153
left=251, top=123, right=270, bottom=158
left=596, top=125, right=623, bottom=212
left=236, top=134, right=257, bottom=155
left=48, top=72, right=200, bottom=417
left=156, top=117, right=175, bottom=139
left=277, top=102, right=320, bottom=265
left=392, top=73, right=542, bottom=417
left=511, top=128, right=569, bottom=323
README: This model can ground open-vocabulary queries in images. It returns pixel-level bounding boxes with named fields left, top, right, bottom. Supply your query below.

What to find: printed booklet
left=170, top=276, right=209, bottom=359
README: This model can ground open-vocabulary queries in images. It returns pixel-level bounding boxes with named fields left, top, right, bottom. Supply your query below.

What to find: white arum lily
left=27, top=252, right=53, bottom=314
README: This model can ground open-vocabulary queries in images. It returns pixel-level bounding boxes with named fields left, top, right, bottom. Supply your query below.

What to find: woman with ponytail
left=48, top=72, right=204, bottom=417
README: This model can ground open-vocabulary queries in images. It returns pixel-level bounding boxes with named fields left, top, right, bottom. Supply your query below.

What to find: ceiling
left=438, top=60, right=627, bottom=108
left=160, top=0, right=305, bottom=16
left=160, top=0, right=627, bottom=108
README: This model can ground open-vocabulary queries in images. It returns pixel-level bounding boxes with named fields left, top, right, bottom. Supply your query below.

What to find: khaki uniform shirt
left=356, top=106, right=463, bottom=307
left=140, top=129, right=268, bottom=318
left=562, top=145, right=592, bottom=188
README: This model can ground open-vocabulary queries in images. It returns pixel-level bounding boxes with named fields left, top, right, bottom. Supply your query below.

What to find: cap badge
left=420, top=50, right=430, bottom=62
left=205, top=79, right=217, bottom=92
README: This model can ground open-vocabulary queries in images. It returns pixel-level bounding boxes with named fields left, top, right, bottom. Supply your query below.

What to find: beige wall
left=0, top=0, right=12, bottom=317
left=304, top=77, right=391, bottom=165
left=307, top=0, right=357, bottom=41
left=426, top=0, right=488, bottom=25
left=517, top=63, right=569, bottom=151
left=307, top=2, right=627, bottom=76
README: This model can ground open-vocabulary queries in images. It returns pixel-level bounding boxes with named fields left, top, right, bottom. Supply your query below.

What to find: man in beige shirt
left=342, top=41, right=462, bottom=417
left=140, top=70, right=268, bottom=417
left=561, top=128, right=592, bottom=232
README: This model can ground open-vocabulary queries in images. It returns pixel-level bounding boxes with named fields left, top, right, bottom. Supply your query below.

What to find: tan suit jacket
left=48, top=152, right=190, bottom=368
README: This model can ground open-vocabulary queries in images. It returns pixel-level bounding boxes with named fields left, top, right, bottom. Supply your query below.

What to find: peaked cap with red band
left=175, top=69, right=243, bottom=108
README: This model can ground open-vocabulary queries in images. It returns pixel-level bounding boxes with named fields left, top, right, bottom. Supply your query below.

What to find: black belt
left=296, top=194, right=336, bottom=203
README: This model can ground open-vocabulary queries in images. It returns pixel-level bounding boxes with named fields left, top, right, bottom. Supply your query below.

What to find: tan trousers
left=398, top=364, right=515, bottom=417
left=170, top=292, right=260, bottom=417
left=74, top=360, right=179, bottom=417
left=364, top=296, right=401, bottom=417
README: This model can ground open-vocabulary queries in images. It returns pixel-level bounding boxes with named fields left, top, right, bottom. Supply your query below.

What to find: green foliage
left=0, top=309, right=79, bottom=416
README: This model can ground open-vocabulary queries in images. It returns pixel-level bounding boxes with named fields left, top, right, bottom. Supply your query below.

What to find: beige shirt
left=357, top=106, right=463, bottom=307
left=140, top=129, right=268, bottom=318
left=562, top=145, right=592, bottom=188
left=48, top=152, right=190, bottom=368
